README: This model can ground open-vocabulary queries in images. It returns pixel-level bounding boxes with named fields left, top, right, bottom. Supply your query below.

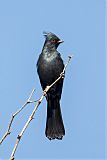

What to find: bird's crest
left=43, top=31, right=59, bottom=41
left=43, top=31, right=52, bottom=38
left=43, top=31, right=48, bottom=36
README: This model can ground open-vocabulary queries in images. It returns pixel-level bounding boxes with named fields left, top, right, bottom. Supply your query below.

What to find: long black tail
left=45, top=97, right=65, bottom=140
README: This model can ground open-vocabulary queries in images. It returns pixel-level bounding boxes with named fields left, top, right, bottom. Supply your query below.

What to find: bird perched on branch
left=37, top=32, right=65, bottom=140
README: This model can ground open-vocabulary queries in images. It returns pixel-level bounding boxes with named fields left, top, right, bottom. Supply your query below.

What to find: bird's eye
left=51, top=40, right=56, bottom=43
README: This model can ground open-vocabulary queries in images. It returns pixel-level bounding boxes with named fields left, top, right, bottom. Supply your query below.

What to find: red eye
left=51, top=40, right=56, bottom=43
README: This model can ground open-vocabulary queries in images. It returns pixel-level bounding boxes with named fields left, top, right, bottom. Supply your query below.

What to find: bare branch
left=0, top=88, right=35, bottom=145
left=10, top=55, right=73, bottom=160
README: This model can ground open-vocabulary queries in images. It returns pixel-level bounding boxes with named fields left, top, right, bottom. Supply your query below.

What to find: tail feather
left=45, top=98, right=65, bottom=140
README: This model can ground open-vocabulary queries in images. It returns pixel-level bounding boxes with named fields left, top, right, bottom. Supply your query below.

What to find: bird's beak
left=58, top=40, right=64, bottom=43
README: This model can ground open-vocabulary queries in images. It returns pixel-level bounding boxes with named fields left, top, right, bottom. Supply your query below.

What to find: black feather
left=37, top=32, right=65, bottom=140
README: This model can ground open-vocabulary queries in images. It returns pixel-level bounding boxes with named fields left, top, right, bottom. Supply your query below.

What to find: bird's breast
left=37, top=53, right=64, bottom=85
left=43, top=53, right=57, bottom=62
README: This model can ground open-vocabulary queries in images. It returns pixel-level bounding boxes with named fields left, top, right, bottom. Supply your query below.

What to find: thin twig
left=0, top=88, right=35, bottom=145
left=10, top=55, right=73, bottom=160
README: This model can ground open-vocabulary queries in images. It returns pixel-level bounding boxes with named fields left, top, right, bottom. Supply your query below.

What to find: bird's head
left=43, top=32, right=64, bottom=49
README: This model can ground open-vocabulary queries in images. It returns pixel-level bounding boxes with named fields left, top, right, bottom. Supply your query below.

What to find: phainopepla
left=37, top=32, right=65, bottom=140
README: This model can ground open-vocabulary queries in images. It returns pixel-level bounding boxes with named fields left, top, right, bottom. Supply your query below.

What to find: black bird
left=37, top=32, right=65, bottom=140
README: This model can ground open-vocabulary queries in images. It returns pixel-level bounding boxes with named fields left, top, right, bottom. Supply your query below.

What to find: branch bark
left=0, top=88, right=35, bottom=145
left=10, top=55, right=73, bottom=160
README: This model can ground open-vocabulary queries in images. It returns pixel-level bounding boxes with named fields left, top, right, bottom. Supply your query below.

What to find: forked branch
left=0, top=89, right=35, bottom=145
left=10, top=55, right=73, bottom=160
